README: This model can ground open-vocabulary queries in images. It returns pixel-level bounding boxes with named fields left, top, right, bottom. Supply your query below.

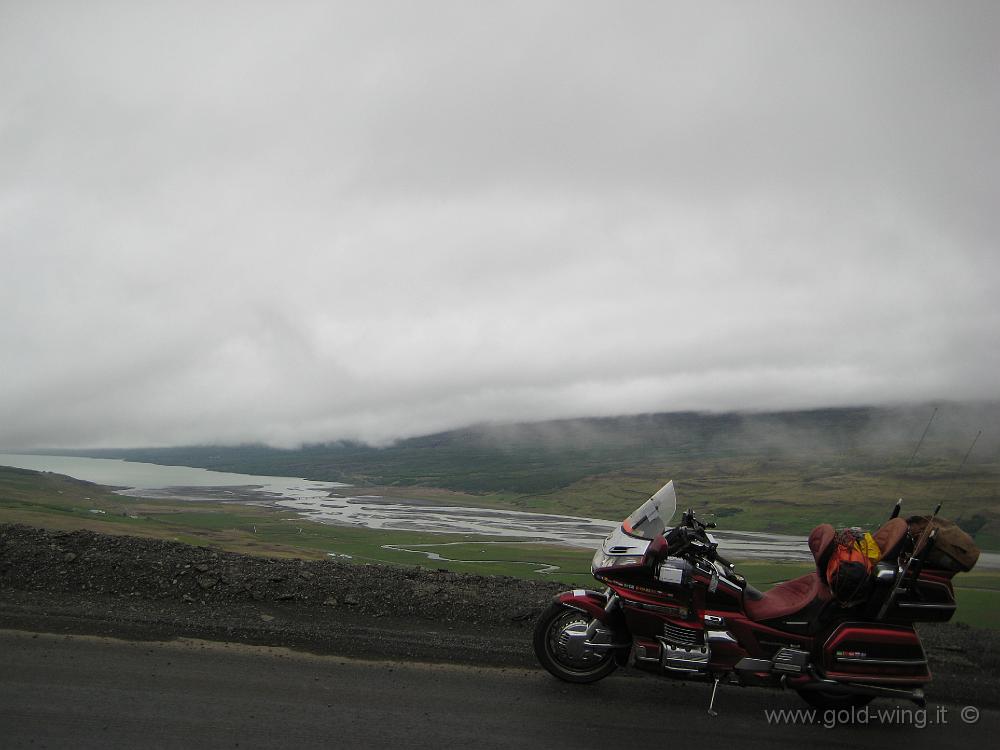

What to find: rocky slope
left=0, top=523, right=557, bottom=623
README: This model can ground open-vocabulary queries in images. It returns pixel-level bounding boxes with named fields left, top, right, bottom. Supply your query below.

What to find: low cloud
left=1, top=1, right=998, bottom=448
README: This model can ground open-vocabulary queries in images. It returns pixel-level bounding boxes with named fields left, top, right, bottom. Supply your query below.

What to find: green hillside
left=25, top=404, right=1000, bottom=547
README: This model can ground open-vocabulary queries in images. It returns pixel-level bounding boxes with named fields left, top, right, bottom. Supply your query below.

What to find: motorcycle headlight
left=592, top=550, right=644, bottom=571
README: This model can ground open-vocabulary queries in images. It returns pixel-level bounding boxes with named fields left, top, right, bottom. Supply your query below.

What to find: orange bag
left=826, top=529, right=874, bottom=604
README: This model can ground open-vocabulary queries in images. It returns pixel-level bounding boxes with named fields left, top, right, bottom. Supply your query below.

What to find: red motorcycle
left=534, top=481, right=972, bottom=713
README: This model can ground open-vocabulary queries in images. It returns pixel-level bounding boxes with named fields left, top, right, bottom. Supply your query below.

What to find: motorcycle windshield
left=621, top=481, right=677, bottom=540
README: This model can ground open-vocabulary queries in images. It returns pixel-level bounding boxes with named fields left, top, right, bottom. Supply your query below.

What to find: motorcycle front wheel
left=532, top=602, right=619, bottom=683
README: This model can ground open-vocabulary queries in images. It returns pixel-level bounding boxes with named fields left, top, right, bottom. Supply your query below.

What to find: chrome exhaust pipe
left=798, top=667, right=926, bottom=707
left=734, top=659, right=926, bottom=707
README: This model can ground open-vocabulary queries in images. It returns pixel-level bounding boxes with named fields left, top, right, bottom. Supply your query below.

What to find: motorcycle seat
left=872, top=517, right=908, bottom=563
left=808, top=519, right=909, bottom=585
left=743, top=571, right=829, bottom=622
left=808, top=524, right=836, bottom=582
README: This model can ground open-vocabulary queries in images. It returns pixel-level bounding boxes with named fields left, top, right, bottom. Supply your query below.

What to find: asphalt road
left=0, top=630, right=995, bottom=749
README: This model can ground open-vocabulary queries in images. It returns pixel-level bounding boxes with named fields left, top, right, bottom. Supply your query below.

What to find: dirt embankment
left=0, top=523, right=558, bottom=622
left=1, top=523, right=997, bottom=706
left=0, top=523, right=562, bottom=665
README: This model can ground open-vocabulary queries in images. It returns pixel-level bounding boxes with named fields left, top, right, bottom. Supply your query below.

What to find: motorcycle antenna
left=941, top=430, right=982, bottom=504
left=876, top=500, right=942, bottom=620
left=888, top=406, right=938, bottom=520
left=910, top=430, right=981, bottom=557
left=877, top=431, right=980, bottom=621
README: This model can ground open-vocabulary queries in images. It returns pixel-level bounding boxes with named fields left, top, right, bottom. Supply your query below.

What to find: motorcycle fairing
left=598, top=527, right=651, bottom=559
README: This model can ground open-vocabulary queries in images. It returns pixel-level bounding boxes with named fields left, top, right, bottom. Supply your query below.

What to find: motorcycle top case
left=886, top=570, right=957, bottom=623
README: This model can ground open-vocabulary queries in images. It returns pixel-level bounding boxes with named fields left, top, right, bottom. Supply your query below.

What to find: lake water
left=4, top=452, right=994, bottom=567
left=0, top=453, right=349, bottom=494
left=0, top=452, right=619, bottom=547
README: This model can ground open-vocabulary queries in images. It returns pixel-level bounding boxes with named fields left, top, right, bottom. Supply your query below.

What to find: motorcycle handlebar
left=682, top=508, right=716, bottom=531
left=714, top=552, right=734, bottom=569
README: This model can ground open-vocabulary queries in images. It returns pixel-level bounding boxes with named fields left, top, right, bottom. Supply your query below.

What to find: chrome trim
left=583, top=641, right=633, bottom=650
left=549, top=612, right=611, bottom=669
left=772, top=647, right=810, bottom=674
left=624, top=600, right=689, bottom=616
left=634, top=645, right=660, bottom=664
left=704, top=614, right=726, bottom=626
left=706, top=630, right=737, bottom=645
left=657, top=637, right=711, bottom=672
left=874, top=563, right=896, bottom=583
left=584, top=594, right=621, bottom=639
left=735, top=657, right=773, bottom=672
left=718, top=576, right=742, bottom=591
left=801, top=666, right=926, bottom=707
left=662, top=622, right=703, bottom=645
left=896, top=602, right=956, bottom=610
left=835, top=657, right=927, bottom=666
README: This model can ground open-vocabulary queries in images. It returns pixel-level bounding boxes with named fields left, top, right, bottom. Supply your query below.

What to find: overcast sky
left=1, top=1, right=998, bottom=449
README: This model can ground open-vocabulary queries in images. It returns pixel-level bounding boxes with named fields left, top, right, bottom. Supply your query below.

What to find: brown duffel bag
left=907, top=515, right=980, bottom=572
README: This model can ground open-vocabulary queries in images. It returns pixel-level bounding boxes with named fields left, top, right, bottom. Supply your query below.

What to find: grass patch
left=952, top=589, right=1000, bottom=629
left=0, top=466, right=598, bottom=583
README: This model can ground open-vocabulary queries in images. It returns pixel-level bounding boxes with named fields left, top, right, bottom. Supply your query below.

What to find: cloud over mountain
left=2, top=1, right=998, bottom=448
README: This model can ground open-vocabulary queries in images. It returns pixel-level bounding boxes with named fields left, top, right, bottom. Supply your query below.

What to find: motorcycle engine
left=658, top=621, right=710, bottom=673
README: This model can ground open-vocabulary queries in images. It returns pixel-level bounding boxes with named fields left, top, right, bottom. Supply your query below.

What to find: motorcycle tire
left=533, top=602, right=619, bottom=684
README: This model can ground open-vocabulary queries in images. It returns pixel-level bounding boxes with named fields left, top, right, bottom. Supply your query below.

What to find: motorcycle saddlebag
left=907, top=516, right=980, bottom=573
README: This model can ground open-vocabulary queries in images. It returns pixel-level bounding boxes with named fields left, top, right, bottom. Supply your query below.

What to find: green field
left=2, top=464, right=996, bottom=628
left=52, top=406, right=1000, bottom=548
left=0, top=465, right=598, bottom=580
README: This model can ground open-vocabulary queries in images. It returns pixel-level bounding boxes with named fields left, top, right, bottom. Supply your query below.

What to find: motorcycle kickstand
left=707, top=676, right=721, bottom=716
